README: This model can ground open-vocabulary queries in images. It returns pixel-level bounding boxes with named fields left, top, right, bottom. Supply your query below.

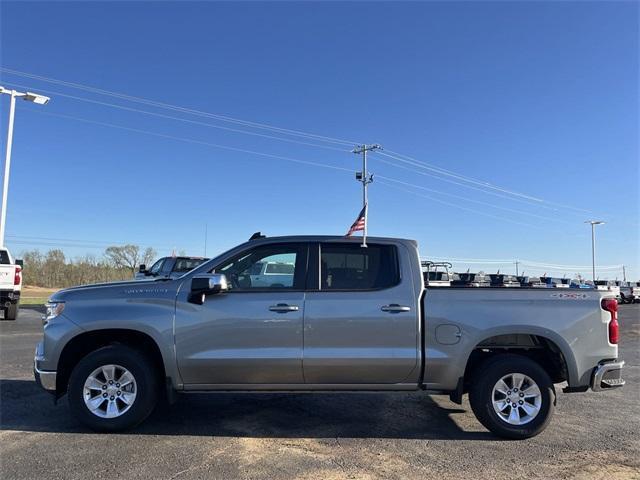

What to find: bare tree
left=104, top=245, right=156, bottom=274
left=142, top=247, right=156, bottom=267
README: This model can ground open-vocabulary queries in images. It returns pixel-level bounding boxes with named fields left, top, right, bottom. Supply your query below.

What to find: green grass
left=20, top=297, right=49, bottom=306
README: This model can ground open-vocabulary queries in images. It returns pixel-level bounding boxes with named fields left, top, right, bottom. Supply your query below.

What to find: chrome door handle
left=381, top=304, right=411, bottom=313
left=269, top=304, right=299, bottom=313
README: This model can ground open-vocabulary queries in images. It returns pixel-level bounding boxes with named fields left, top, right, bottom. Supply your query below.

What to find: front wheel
left=68, top=345, right=159, bottom=431
left=469, top=354, right=555, bottom=439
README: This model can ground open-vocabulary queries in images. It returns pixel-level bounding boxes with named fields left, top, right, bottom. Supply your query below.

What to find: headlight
left=43, top=302, right=65, bottom=324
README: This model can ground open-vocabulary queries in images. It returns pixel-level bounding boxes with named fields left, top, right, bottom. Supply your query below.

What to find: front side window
left=214, top=244, right=306, bottom=291
left=320, top=243, right=400, bottom=291
left=148, top=259, right=165, bottom=275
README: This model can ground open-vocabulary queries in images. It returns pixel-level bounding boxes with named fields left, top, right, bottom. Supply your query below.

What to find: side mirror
left=16, top=259, right=24, bottom=267
left=188, top=273, right=228, bottom=304
left=139, top=264, right=146, bottom=273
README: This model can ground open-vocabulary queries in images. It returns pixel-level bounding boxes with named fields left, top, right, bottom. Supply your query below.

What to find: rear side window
left=174, top=258, right=207, bottom=273
left=0, top=250, right=9, bottom=265
left=320, top=243, right=400, bottom=291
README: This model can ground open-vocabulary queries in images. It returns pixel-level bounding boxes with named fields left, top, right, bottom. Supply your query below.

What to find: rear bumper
left=0, top=289, right=19, bottom=306
left=591, top=360, right=625, bottom=391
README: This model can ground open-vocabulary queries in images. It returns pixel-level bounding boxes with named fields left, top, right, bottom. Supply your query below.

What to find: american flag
left=346, top=204, right=367, bottom=236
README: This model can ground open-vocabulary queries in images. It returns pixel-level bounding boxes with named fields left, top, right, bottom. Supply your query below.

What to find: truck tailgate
left=0, top=265, right=16, bottom=290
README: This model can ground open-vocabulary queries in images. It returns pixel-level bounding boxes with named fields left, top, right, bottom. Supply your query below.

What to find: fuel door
left=435, top=324, right=462, bottom=345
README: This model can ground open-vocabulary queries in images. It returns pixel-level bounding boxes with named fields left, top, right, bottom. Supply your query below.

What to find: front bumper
left=34, top=345, right=56, bottom=392
left=591, top=360, right=625, bottom=391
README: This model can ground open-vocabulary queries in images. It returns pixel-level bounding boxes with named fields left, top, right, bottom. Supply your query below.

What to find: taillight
left=14, top=266, right=21, bottom=286
left=601, top=298, right=619, bottom=344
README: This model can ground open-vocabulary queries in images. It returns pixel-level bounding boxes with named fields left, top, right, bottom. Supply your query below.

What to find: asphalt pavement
left=1, top=305, right=638, bottom=479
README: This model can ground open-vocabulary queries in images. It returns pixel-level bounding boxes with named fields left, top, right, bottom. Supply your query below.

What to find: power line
left=9, top=80, right=579, bottom=225
left=27, top=109, right=355, bottom=174
left=27, top=109, right=587, bottom=233
left=374, top=152, right=591, bottom=217
left=381, top=150, right=545, bottom=203
left=1, top=68, right=615, bottom=223
left=2, top=81, right=350, bottom=153
left=0, top=68, right=360, bottom=146
left=377, top=179, right=543, bottom=229
left=7, top=234, right=167, bottom=247
left=381, top=149, right=596, bottom=215
left=376, top=175, right=575, bottom=225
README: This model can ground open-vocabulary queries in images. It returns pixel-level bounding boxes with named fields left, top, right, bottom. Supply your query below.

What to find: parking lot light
left=585, top=220, right=605, bottom=281
left=0, top=86, right=50, bottom=246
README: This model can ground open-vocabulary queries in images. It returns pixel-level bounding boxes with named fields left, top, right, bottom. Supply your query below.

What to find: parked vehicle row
left=35, top=234, right=625, bottom=439
left=420, top=262, right=638, bottom=303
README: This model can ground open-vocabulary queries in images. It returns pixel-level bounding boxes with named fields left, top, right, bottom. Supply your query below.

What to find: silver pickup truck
left=34, top=235, right=624, bottom=439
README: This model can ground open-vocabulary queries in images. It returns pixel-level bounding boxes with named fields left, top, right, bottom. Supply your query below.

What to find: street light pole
left=0, top=91, right=17, bottom=248
left=585, top=220, right=605, bottom=281
left=0, top=87, right=50, bottom=247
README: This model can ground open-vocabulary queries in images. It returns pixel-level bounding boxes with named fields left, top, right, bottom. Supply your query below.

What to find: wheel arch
left=56, top=328, right=168, bottom=398
left=461, top=326, right=579, bottom=393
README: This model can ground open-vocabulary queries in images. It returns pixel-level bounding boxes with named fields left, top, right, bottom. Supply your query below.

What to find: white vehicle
left=248, top=261, right=295, bottom=288
left=630, top=282, right=640, bottom=303
left=594, top=280, right=621, bottom=302
left=0, top=247, right=22, bottom=320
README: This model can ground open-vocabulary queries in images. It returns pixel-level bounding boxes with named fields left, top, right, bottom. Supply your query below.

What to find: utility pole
left=352, top=144, right=381, bottom=247
left=0, top=87, right=50, bottom=247
left=622, top=265, right=626, bottom=282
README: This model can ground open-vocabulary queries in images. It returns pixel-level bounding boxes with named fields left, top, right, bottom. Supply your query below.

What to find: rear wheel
left=68, top=345, right=159, bottom=431
left=2, top=302, right=18, bottom=321
left=469, top=354, right=555, bottom=439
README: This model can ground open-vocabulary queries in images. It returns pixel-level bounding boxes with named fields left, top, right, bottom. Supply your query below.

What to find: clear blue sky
left=0, top=1, right=638, bottom=279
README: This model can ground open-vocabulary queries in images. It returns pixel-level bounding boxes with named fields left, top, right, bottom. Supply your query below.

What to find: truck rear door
left=302, top=242, right=419, bottom=385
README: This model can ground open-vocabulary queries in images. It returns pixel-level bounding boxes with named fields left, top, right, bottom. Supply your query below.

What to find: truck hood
left=49, top=278, right=178, bottom=302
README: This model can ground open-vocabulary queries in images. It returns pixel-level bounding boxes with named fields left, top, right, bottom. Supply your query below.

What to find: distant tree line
left=20, top=245, right=156, bottom=288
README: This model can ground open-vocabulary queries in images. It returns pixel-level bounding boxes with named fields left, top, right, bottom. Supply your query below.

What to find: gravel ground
left=1, top=305, right=638, bottom=480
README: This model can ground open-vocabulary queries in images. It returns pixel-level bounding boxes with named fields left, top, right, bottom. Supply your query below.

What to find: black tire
left=469, top=354, right=555, bottom=440
left=68, top=345, right=159, bottom=432
left=2, top=302, right=18, bottom=321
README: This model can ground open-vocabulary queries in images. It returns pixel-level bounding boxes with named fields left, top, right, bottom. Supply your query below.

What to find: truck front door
left=174, top=243, right=308, bottom=386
